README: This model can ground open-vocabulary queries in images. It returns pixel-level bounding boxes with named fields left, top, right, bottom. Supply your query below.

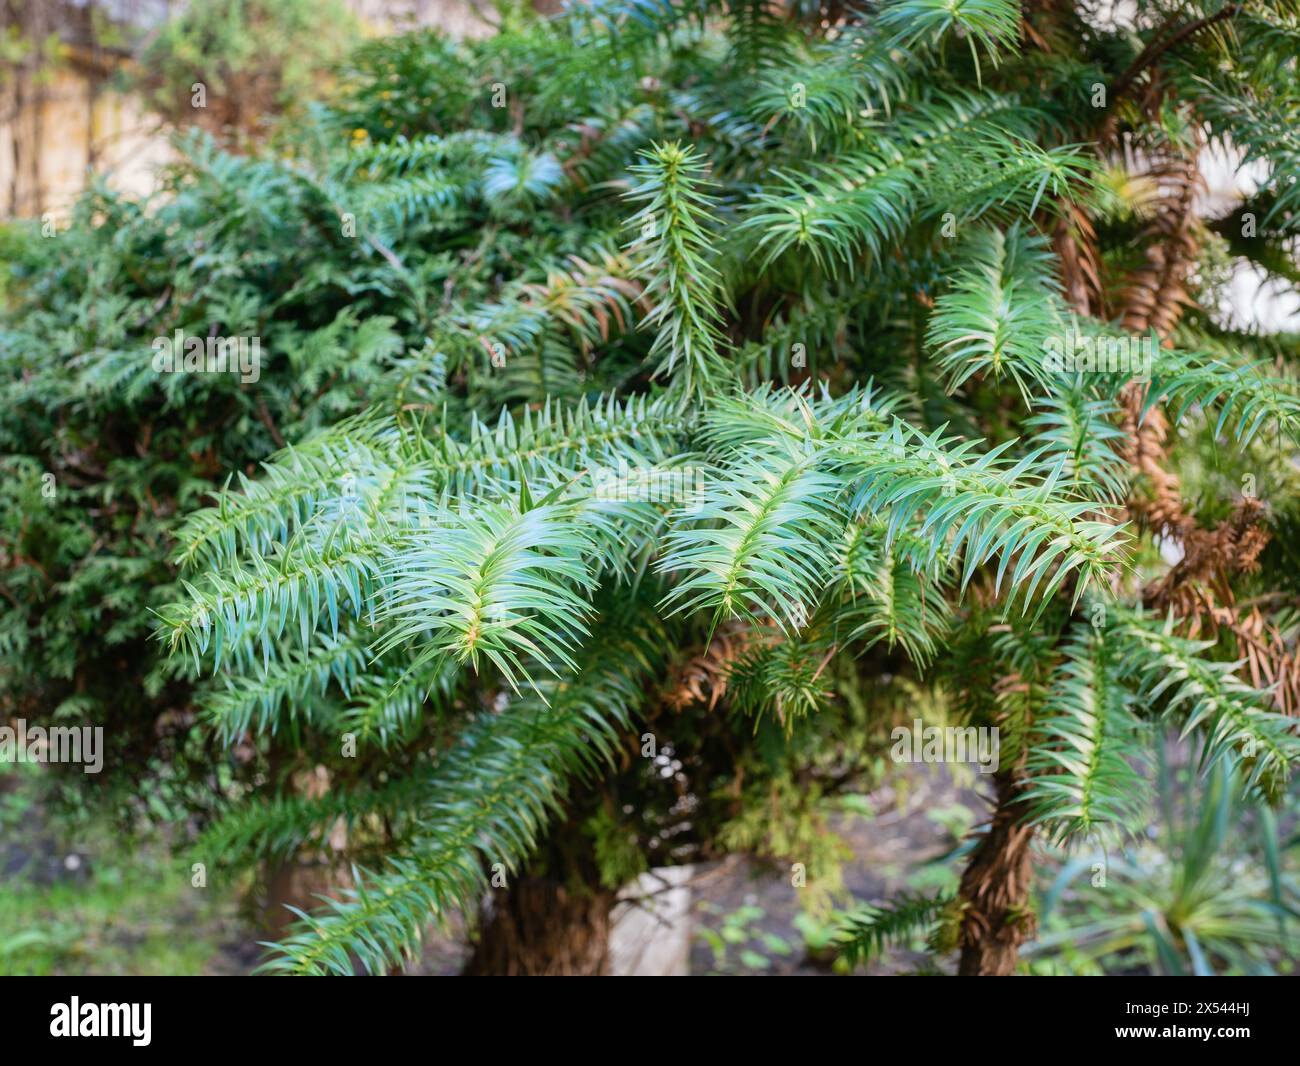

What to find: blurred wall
left=0, top=45, right=173, bottom=219
left=0, top=0, right=497, bottom=220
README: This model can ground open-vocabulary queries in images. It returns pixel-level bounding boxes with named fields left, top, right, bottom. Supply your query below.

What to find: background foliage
left=2, top=0, right=1299, bottom=976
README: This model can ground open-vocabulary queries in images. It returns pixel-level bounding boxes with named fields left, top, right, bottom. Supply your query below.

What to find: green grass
left=0, top=766, right=242, bottom=976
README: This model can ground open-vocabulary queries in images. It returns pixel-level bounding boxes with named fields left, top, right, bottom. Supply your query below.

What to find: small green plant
left=1027, top=754, right=1300, bottom=976
left=695, top=902, right=794, bottom=974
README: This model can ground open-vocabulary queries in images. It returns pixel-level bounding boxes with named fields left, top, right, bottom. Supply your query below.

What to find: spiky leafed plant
left=7, top=0, right=1300, bottom=975
left=1026, top=749, right=1300, bottom=976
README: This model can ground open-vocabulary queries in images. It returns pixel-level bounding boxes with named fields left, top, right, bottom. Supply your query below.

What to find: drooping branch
left=1108, top=3, right=1242, bottom=113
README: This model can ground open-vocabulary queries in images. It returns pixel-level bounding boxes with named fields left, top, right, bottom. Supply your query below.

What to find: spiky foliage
left=6, top=0, right=1300, bottom=978
left=258, top=608, right=667, bottom=975
left=1028, top=754, right=1300, bottom=976
left=1023, top=622, right=1151, bottom=844
left=627, top=142, right=728, bottom=397
left=835, top=892, right=957, bottom=967
left=926, top=224, right=1064, bottom=403
left=1112, top=609, right=1300, bottom=802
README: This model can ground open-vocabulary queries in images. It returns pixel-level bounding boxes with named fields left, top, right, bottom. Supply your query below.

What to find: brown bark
left=1118, top=146, right=1202, bottom=536
left=464, top=876, right=617, bottom=976
left=260, top=764, right=351, bottom=936
left=264, top=860, right=348, bottom=936
left=1111, top=141, right=1288, bottom=707
left=957, top=770, right=1037, bottom=976
left=1118, top=152, right=1201, bottom=341
left=1052, top=203, right=1102, bottom=316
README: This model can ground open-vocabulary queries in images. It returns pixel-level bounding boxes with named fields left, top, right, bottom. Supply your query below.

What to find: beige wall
left=351, top=0, right=496, bottom=37
left=1, top=58, right=175, bottom=220
left=0, top=0, right=495, bottom=221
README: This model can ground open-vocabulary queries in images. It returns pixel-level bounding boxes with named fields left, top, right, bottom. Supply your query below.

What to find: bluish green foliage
left=5, top=0, right=1300, bottom=976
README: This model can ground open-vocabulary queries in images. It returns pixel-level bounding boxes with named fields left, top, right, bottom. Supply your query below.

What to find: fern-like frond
left=927, top=223, right=1063, bottom=404
left=173, top=395, right=686, bottom=573
left=156, top=518, right=395, bottom=673
left=845, top=422, right=1128, bottom=609
left=701, top=381, right=901, bottom=454
left=1024, top=390, right=1130, bottom=504
left=833, top=518, right=953, bottom=666
left=835, top=892, right=955, bottom=966
left=1144, top=345, right=1300, bottom=447
left=340, top=657, right=461, bottom=750
left=1023, top=623, right=1150, bottom=844
left=370, top=498, right=597, bottom=692
left=171, top=415, right=412, bottom=572
left=626, top=141, right=727, bottom=396
left=657, top=438, right=846, bottom=633
left=878, top=0, right=1022, bottom=69
left=742, top=148, right=918, bottom=271
left=1115, top=610, right=1300, bottom=802
left=199, top=632, right=370, bottom=742
left=194, top=768, right=436, bottom=871
left=258, top=609, right=666, bottom=974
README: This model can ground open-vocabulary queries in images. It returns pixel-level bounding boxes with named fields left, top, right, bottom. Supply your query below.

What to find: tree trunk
left=259, top=765, right=350, bottom=937
left=957, top=770, right=1037, bottom=976
left=464, top=876, right=617, bottom=976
